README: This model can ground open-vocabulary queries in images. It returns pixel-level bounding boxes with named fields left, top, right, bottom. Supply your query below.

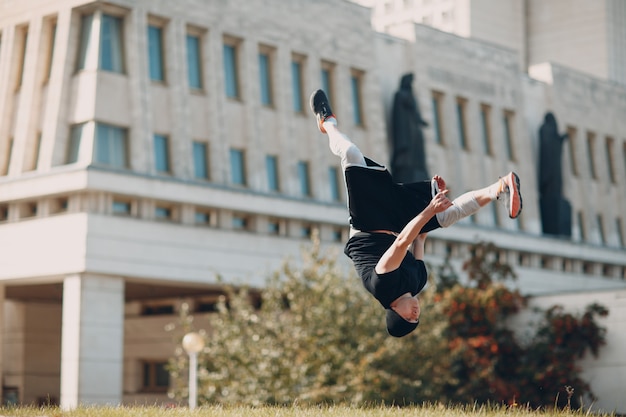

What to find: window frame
left=185, top=30, right=203, bottom=90
left=147, top=23, right=166, bottom=82
left=223, top=36, right=241, bottom=99
left=229, top=148, right=246, bottom=186
left=153, top=133, right=171, bottom=174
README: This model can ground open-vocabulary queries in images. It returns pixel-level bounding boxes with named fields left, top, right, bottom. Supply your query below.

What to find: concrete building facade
left=0, top=0, right=624, bottom=411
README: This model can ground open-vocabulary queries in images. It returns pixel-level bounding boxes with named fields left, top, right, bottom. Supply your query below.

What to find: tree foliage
left=167, top=239, right=608, bottom=408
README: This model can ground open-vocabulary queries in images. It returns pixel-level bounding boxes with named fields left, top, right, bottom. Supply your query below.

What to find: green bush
left=167, top=240, right=608, bottom=408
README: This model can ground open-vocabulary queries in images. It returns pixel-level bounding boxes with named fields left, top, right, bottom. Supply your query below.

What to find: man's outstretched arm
left=375, top=191, right=451, bottom=274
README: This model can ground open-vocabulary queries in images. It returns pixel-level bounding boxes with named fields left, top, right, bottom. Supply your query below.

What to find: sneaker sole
left=507, top=172, right=522, bottom=218
left=309, top=90, right=333, bottom=134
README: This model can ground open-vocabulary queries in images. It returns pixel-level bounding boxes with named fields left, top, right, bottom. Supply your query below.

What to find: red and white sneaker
left=309, top=89, right=336, bottom=133
left=499, top=172, right=522, bottom=219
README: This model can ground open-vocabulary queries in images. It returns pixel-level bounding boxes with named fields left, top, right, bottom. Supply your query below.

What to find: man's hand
left=429, top=189, right=452, bottom=213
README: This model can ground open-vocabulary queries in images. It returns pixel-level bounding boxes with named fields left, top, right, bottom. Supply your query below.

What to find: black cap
left=386, top=309, right=419, bottom=337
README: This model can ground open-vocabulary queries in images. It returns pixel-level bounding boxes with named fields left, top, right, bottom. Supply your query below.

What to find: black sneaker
left=309, top=89, right=336, bottom=133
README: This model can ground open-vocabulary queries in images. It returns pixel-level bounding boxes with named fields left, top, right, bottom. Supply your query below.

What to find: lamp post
left=182, top=332, right=205, bottom=410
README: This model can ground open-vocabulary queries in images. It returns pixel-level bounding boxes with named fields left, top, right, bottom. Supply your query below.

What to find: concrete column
left=60, top=274, right=124, bottom=409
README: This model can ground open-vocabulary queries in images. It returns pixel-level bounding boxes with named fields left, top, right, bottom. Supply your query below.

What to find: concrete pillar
left=60, top=274, right=124, bottom=409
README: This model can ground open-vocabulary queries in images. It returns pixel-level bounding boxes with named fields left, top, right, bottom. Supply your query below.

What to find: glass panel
left=186, top=34, right=202, bottom=89
left=229, top=148, right=245, bottom=185
left=223, top=44, right=238, bottom=98
left=480, top=106, right=492, bottom=155
left=155, top=363, right=169, bottom=387
left=456, top=101, right=466, bottom=149
left=95, top=124, right=127, bottom=168
left=153, top=134, right=170, bottom=172
left=148, top=25, right=164, bottom=81
left=77, top=14, right=93, bottom=70
left=192, top=142, right=208, bottom=179
left=321, top=68, right=331, bottom=104
left=259, top=52, right=271, bottom=105
left=351, top=75, right=362, bottom=125
left=112, top=201, right=131, bottom=215
left=266, top=155, right=279, bottom=191
left=298, top=161, right=310, bottom=196
left=503, top=113, right=514, bottom=160
left=100, top=14, right=123, bottom=72
left=67, top=124, right=84, bottom=163
left=432, top=95, right=442, bottom=144
left=291, top=61, right=303, bottom=112
left=328, top=166, right=340, bottom=201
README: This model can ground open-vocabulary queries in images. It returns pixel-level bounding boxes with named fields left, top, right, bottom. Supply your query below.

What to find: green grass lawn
left=0, top=404, right=615, bottom=417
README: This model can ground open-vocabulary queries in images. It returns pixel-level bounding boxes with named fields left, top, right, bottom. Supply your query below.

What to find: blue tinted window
left=291, top=61, right=303, bottom=112
left=100, top=14, right=123, bottom=72
left=266, top=155, right=279, bottom=191
left=229, top=148, right=245, bottom=185
left=95, top=124, right=127, bottom=168
left=148, top=26, right=164, bottom=81
left=193, top=142, right=208, bottom=179
left=259, top=53, right=272, bottom=105
left=298, top=161, right=311, bottom=196
left=186, top=34, right=202, bottom=89
left=351, top=75, right=362, bottom=125
left=223, top=44, right=238, bottom=98
left=153, top=134, right=170, bottom=173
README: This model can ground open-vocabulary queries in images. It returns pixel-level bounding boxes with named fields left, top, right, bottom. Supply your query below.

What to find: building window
left=298, top=160, right=311, bottom=197
left=100, top=14, right=123, bottom=72
left=77, top=15, right=92, bottom=70
left=267, top=219, right=281, bottom=235
left=223, top=40, right=240, bottom=98
left=455, top=97, right=468, bottom=150
left=431, top=91, right=444, bottom=144
left=155, top=205, right=173, bottom=221
left=78, top=13, right=124, bottom=73
left=148, top=25, right=165, bottom=82
left=291, top=56, right=305, bottom=113
left=67, top=124, right=84, bottom=164
left=350, top=70, right=364, bottom=126
left=95, top=123, right=128, bottom=168
left=186, top=33, right=202, bottom=89
left=605, top=136, right=616, bottom=183
left=328, top=166, right=341, bottom=202
left=332, top=227, right=343, bottom=242
left=597, top=214, right=606, bottom=245
left=153, top=134, right=170, bottom=173
left=503, top=110, right=515, bottom=161
left=617, top=218, right=624, bottom=247
left=232, top=214, right=249, bottom=230
left=321, top=61, right=335, bottom=106
left=258, top=46, right=274, bottom=106
left=586, top=131, right=597, bottom=179
left=112, top=200, right=131, bottom=215
left=566, top=126, right=578, bottom=176
left=195, top=210, right=213, bottom=226
left=491, top=203, right=500, bottom=227
left=480, top=104, right=492, bottom=155
left=266, top=155, right=279, bottom=192
left=577, top=211, right=586, bottom=241
left=229, top=148, right=246, bottom=186
left=142, top=361, right=169, bottom=392
left=192, top=141, right=209, bottom=179
left=301, top=224, right=312, bottom=239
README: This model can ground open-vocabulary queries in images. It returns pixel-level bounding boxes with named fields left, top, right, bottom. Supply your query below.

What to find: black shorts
left=344, top=158, right=440, bottom=234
